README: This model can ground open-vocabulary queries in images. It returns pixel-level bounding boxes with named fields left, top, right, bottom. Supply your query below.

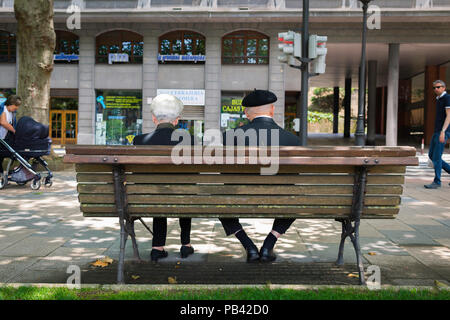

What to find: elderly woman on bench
left=133, top=94, right=194, bottom=262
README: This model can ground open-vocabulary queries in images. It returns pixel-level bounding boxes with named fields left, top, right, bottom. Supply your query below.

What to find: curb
left=1, top=283, right=448, bottom=291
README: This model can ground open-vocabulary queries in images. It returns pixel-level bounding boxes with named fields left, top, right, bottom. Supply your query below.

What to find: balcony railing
left=2, top=0, right=450, bottom=10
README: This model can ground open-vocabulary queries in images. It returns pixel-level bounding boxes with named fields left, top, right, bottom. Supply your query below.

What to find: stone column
left=204, top=28, right=222, bottom=132
left=367, top=60, right=377, bottom=145
left=269, top=33, right=285, bottom=128
left=386, top=44, right=399, bottom=146
left=142, top=28, right=159, bottom=133
left=77, top=34, right=96, bottom=144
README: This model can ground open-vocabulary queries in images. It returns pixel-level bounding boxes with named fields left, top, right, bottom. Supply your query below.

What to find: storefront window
left=410, top=73, right=425, bottom=134
left=158, top=30, right=206, bottom=64
left=221, top=92, right=249, bottom=130
left=178, top=120, right=204, bottom=142
left=96, top=30, right=144, bottom=64
left=0, top=30, right=16, bottom=63
left=222, top=31, right=269, bottom=65
left=54, top=30, right=79, bottom=64
left=95, top=90, right=143, bottom=145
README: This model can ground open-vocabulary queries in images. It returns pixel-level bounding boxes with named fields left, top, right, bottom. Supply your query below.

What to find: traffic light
left=278, top=31, right=301, bottom=64
left=309, top=35, right=328, bottom=74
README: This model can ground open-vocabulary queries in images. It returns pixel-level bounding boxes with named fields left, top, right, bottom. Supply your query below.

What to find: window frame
left=54, top=30, right=80, bottom=64
left=96, top=30, right=144, bottom=64
left=222, top=30, right=270, bottom=65
left=158, top=30, right=206, bottom=64
left=0, top=30, right=16, bottom=63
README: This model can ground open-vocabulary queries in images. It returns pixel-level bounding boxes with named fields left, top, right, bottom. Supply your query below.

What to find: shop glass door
left=50, top=110, right=78, bottom=145
left=49, top=97, right=78, bottom=145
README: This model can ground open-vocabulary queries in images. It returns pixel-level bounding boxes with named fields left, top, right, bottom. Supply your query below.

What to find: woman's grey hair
left=150, top=94, right=184, bottom=122
left=433, top=80, right=446, bottom=88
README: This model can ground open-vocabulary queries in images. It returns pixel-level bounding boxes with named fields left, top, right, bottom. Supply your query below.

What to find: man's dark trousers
left=429, top=131, right=450, bottom=185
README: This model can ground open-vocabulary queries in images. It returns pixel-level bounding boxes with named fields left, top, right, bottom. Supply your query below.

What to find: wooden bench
left=64, top=145, right=418, bottom=284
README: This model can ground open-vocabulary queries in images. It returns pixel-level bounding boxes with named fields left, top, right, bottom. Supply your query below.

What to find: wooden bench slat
left=78, top=194, right=401, bottom=206
left=75, top=164, right=407, bottom=174
left=82, top=212, right=397, bottom=219
left=76, top=173, right=404, bottom=185
left=125, top=174, right=403, bottom=185
left=66, top=154, right=418, bottom=166
left=66, top=145, right=417, bottom=157
left=77, top=184, right=403, bottom=195
left=80, top=203, right=399, bottom=217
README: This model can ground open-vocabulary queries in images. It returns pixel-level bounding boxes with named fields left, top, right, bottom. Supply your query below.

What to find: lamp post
left=355, top=0, right=372, bottom=146
left=298, top=0, right=310, bottom=146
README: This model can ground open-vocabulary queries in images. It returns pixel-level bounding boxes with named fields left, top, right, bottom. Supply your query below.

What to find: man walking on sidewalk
left=424, top=80, right=450, bottom=189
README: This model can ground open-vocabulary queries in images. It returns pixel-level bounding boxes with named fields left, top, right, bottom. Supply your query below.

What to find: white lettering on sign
left=157, top=89, right=205, bottom=106
left=108, top=53, right=129, bottom=65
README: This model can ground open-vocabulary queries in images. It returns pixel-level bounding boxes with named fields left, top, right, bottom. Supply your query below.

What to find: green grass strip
left=0, top=287, right=449, bottom=300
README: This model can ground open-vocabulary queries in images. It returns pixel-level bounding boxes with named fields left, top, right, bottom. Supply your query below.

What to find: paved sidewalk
left=0, top=155, right=449, bottom=286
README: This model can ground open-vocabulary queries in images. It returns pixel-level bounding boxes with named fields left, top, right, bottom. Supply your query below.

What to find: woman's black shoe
left=150, top=249, right=168, bottom=262
left=180, top=245, right=194, bottom=258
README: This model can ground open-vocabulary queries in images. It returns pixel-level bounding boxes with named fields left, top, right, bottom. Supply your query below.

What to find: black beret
left=242, top=89, right=277, bottom=107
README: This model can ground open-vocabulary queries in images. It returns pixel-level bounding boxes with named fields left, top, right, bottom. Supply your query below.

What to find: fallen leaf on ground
left=102, top=256, right=114, bottom=264
left=91, top=256, right=114, bottom=268
left=91, top=260, right=109, bottom=268
left=367, top=252, right=377, bottom=256
left=168, top=276, right=177, bottom=284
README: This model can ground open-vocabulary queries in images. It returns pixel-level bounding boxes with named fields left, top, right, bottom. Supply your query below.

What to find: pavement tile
left=362, top=255, right=445, bottom=281
left=0, top=227, right=38, bottom=251
left=0, top=236, right=67, bottom=257
left=409, top=224, right=450, bottom=240
left=435, top=238, right=450, bottom=247
left=304, top=242, right=369, bottom=264
left=403, top=246, right=450, bottom=268
left=360, top=238, right=409, bottom=256
left=367, top=219, right=416, bottom=231
left=434, top=219, right=450, bottom=228
left=377, top=230, right=439, bottom=246
left=0, top=256, right=40, bottom=283
left=28, top=247, right=109, bottom=270
left=8, top=270, right=70, bottom=284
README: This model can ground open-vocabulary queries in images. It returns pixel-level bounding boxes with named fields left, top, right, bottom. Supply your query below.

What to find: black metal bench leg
left=117, top=218, right=128, bottom=284
left=349, top=221, right=366, bottom=285
left=336, top=219, right=348, bottom=266
left=127, top=218, right=142, bottom=262
left=336, top=219, right=366, bottom=285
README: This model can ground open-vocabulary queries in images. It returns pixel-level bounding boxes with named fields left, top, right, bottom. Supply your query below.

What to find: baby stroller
left=0, top=116, right=53, bottom=190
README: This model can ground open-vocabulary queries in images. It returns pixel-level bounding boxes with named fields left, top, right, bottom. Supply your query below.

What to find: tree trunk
left=14, top=0, right=55, bottom=125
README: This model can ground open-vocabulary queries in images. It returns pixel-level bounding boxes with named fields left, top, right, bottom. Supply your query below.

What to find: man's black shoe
left=150, top=249, right=168, bottom=262
left=259, top=247, right=276, bottom=263
left=246, top=247, right=260, bottom=263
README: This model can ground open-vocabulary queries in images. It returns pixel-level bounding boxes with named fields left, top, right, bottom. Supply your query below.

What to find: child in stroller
left=0, top=116, right=53, bottom=190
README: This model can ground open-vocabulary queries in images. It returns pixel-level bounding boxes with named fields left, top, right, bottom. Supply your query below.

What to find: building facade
left=1, top=0, right=450, bottom=145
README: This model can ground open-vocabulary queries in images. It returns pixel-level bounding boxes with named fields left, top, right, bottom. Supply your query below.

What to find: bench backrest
left=65, top=146, right=418, bottom=220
